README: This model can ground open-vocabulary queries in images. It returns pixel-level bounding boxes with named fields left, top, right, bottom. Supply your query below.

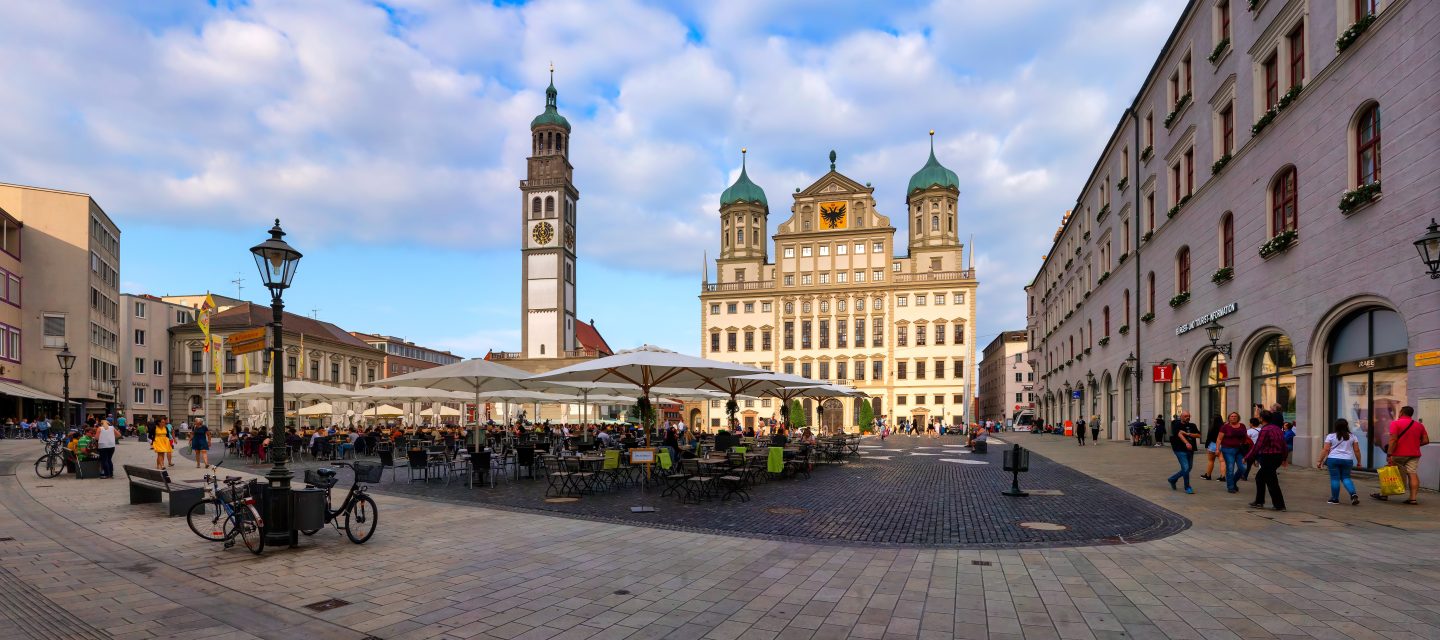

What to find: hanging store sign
left=1152, top=365, right=1175, bottom=383
left=1175, top=302, right=1239, bottom=336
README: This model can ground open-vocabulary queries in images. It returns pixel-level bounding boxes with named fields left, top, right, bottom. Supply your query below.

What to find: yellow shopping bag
left=1378, top=464, right=1406, bottom=496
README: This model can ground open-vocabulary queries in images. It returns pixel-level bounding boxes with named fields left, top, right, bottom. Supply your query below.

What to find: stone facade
left=701, top=150, right=979, bottom=433
left=979, top=331, right=1033, bottom=424
left=1024, top=0, right=1440, bottom=483
left=119, top=294, right=194, bottom=425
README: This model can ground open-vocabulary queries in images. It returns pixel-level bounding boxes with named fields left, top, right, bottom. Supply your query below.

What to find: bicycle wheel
left=34, top=454, right=63, bottom=479
left=187, top=500, right=229, bottom=541
left=344, top=494, right=378, bottom=544
left=234, top=508, right=265, bottom=555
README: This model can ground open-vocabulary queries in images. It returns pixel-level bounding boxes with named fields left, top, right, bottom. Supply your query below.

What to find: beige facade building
left=978, top=331, right=1033, bottom=424
left=700, top=145, right=979, bottom=432
left=169, top=303, right=383, bottom=430
left=120, top=294, right=194, bottom=425
left=350, top=333, right=463, bottom=379
left=0, top=182, right=121, bottom=424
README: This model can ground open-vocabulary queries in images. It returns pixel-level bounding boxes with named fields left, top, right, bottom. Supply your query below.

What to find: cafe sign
left=1175, top=302, right=1239, bottom=336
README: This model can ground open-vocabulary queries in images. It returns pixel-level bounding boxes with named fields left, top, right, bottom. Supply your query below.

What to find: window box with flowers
left=1117, top=251, right=1129, bottom=264
left=1118, top=324, right=1130, bottom=335
left=1164, top=93, right=1192, bottom=129
left=1140, top=146, right=1153, bottom=163
left=1096, top=204, right=1110, bottom=222
left=1064, top=258, right=1073, bottom=270
left=1211, top=266, right=1234, bottom=284
left=1211, top=153, right=1232, bottom=175
left=1208, top=37, right=1231, bottom=64
left=1141, top=312, right=1155, bottom=323
left=1167, top=194, right=1192, bottom=219
left=1083, top=230, right=1091, bottom=241
left=1248, top=0, right=1260, bottom=11
left=1065, top=310, right=1074, bottom=320
left=1142, top=230, right=1154, bottom=243
left=1337, top=12, right=1377, bottom=52
left=1084, top=347, right=1092, bottom=356
left=1097, top=271, right=1111, bottom=285
left=1259, top=229, right=1299, bottom=259
left=1083, top=290, right=1092, bottom=300
left=1168, top=291, right=1191, bottom=308
left=1252, top=84, right=1303, bottom=136
left=1076, top=353, right=1085, bottom=362
left=1338, top=181, right=1381, bottom=214
left=1117, top=176, right=1129, bottom=192
left=1098, top=336, right=1110, bottom=347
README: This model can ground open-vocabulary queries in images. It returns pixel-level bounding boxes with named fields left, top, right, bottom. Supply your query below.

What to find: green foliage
left=857, top=399, right=874, bottom=433
left=787, top=400, right=807, bottom=430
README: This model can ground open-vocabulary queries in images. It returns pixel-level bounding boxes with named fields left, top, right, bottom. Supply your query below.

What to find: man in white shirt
left=96, top=419, right=118, bottom=479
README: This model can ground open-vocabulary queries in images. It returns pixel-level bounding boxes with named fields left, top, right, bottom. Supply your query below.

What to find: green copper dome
left=530, top=73, right=571, bottom=131
left=907, top=132, right=958, bottom=196
left=720, top=149, right=767, bottom=208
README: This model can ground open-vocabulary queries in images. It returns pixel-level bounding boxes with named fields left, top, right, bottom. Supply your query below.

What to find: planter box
left=76, top=458, right=102, bottom=479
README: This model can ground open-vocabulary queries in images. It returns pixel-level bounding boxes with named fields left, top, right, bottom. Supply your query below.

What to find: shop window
left=1252, top=334, right=1297, bottom=422
left=1328, top=307, right=1407, bottom=469
left=1220, top=213, right=1235, bottom=268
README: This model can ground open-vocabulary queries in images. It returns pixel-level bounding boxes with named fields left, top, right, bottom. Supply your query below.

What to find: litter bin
left=291, top=488, right=326, bottom=532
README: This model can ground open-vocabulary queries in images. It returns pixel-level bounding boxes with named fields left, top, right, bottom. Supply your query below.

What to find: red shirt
left=1219, top=423, right=1248, bottom=448
left=1389, top=417, right=1428, bottom=457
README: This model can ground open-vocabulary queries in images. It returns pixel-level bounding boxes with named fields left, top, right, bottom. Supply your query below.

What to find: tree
left=787, top=399, right=807, bottom=430
left=725, top=398, right=739, bottom=428
left=857, top=399, right=874, bottom=434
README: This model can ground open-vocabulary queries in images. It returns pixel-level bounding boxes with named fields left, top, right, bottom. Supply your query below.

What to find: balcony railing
left=893, top=269, right=976, bottom=283
left=702, top=280, right=776, bottom=293
left=488, top=351, right=523, bottom=360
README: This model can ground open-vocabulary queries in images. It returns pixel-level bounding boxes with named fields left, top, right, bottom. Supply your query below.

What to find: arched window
left=948, top=215, right=954, bottom=232
left=545, top=196, right=555, bottom=216
left=1177, top=246, right=1191, bottom=294
left=531, top=197, right=541, bottom=219
left=931, top=216, right=939, bottom=232
left=1147, top=272, right=1156, bottom=313
left=1252, top=334, right=1296, bottom=420
left=1270, top=167, right=1298, bottom=234
left=737, top=228, right=744, bottom=245
left=1356, top=103, right=1381, bottom=186
left=1220, top=212, right=1234, bottom=268
left=556, top=134, right=565, bottom=154
left=1103, top=306, right=1110, bottom=336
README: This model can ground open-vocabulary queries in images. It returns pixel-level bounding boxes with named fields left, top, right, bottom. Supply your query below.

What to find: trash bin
left=292, top=488, right=326, bottom=532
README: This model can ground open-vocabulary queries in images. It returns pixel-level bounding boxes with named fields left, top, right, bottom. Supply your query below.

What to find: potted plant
left=1212, top=266, right=1234, bottom=284
left=1168, top=291, right=1191, bottom=308
left=1141, top=312, right=1156, bottom=323
left=1336, top=12, right=1377, bottom=52
left=1259, top=229, right=1299, bottom=259
left=1338, top=181, right=1382, bottom=214
left=1118, top=324, right=1130, bottom=335
left=1211, top=153, right=1232, bottom=175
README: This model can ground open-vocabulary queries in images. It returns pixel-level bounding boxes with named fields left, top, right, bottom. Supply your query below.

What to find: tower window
left=531, top=197, right=541, bottom=220
left=931, top=216, right=939, bottom=231
left=545, top=196, right=555, bottom=217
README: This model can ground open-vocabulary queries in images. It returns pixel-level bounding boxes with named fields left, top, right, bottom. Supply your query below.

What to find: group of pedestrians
left=1164, top=403, right=1429, bottom=509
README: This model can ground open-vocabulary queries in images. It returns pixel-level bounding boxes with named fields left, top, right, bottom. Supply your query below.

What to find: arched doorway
left=1199, top=352, right=1228, bottom=425
left=1120, top=367, right=1133, bottom=431
left=1328, top=308, right=1407, bottom=469
left=1101, top=372, right=1114, bottom=439
left=819, top=399, right=843, bottom=435
left=688, top=408, right=701, bottom=430
left=1159, top=361, right=1183, bottom=420
left=1252, top=334, right=1297, bottom=422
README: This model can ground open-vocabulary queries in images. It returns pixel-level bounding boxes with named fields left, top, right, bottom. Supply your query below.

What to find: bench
left=972, top=440, right=988, bottom=454
left=123, top=465, right=204, bottom=517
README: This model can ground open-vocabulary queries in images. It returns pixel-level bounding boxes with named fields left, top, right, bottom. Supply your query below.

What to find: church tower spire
left=521, top=67, right=579, bottom=358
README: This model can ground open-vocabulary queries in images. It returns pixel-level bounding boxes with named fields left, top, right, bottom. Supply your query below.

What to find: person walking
left=152, top=417, right=174, bottom=469
left=1168, top=412, right=1201, bottom=493
left=1245, top=405, right=1288, bottom=511
left=191, top=418, right=211, bottom=468
left=1075, top=418, right=1087, bottom=446
left=1153, top=415, right=1167, bottom=448
left=1089, top=415, right=1100, bottom=444
left=1317, top=418, right=1361, bottom=505
left=1200, top=415, right=1226, bottom=481
left=1218, top=412, right=1248, bottom=493
left=1283, top=422, right=1296, bottom=467
left=95, top=419, right=118, bottom=479
left=1372, top=405, right=1429, bottom=505
left=1241, top=417, right=1262, bottom=481
left=137, top=418, right=148, bottom=442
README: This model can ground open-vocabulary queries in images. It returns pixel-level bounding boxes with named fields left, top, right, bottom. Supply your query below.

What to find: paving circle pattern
left=272, top=436, right=1189, bottom=549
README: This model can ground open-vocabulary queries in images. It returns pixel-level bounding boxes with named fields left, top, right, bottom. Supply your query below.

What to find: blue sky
left=0, top=0, right=1185, bottom=359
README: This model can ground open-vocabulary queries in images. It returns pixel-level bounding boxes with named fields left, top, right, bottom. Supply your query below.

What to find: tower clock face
left=564, top=226, right=575, bottom=250
left=532, top=221, right=555, bottom=245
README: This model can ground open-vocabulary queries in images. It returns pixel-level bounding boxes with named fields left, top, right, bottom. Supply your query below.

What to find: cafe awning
left=0, top=380, right=66, bottom=403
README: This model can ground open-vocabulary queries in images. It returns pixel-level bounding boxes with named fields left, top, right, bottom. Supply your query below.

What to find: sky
left=0, top=0, right=1187, bottom=360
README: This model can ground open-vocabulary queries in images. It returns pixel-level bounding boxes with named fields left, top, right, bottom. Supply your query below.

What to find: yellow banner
left=213, top=336, right=223, bottom=393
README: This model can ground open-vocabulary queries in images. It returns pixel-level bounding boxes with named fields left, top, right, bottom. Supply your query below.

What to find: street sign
left=1417, top=350, right=1440, bottom=368
left=227, top=327, right=267, bottom=355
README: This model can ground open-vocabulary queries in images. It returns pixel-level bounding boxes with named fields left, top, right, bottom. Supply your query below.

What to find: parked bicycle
left=186, top=463, right=266, bottom=554
left=34, top=435, right=69, bottom=479
left=302, top=461, right=380, bottom=544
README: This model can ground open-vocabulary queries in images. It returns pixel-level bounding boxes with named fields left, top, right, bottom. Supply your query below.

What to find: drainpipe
left=1129, top=108, right=1144, bottom=425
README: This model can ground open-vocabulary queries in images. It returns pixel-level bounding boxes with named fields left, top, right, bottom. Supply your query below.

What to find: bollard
left=1001, top=444, right=1030, bottom=497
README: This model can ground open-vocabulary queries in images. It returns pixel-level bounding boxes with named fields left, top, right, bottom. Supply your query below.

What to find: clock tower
left=520, top=68, right=579, bottom=359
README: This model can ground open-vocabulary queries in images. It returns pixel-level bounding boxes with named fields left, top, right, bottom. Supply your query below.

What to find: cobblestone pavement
left=244, top=436, right=1187, bottom=549
left=3, top=436, right=1440, bottom=640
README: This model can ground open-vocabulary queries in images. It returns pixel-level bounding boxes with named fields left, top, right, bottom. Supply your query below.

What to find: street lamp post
left=57, top=344, right=76, bottom=429
left=1124, top=352, right=1140, bottom=423
left=1203, top=319, right=1232, bottom=357
left=1415, top=218, right=1440, bottom=279
left=110, top=376, right=121, bottom=419
left=250, top=219, right=302, bottom=548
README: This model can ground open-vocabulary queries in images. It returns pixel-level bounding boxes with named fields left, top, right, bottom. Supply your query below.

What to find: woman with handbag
left=1317, top=419, right=1361, bottom=505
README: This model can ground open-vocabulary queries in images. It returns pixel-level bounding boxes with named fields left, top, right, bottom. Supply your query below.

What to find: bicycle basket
left=303, top=469, right=338, bottom=489
left=217, top=481, right=252, bottom=504
left=351, top=461, right=384, bottom=484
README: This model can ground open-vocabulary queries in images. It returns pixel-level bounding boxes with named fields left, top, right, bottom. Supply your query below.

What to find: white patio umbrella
left=362, top=404, right=405, bottom=418
left=526, top=345, right=765, bottom=443
left=372, top=359, right=533, bottom=427
left=296, top=402, right=333, bottom=416
left=420, top=406, right=461, bottom=417
left=219, top=381, right=363, bottom=428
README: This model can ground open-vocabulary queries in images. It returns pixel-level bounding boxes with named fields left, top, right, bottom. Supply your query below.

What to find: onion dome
left=907, top=130, right=959, bottom=196
left=530, top=68, right=571, bottom=131
left=720, top=148, right=767, bottom=208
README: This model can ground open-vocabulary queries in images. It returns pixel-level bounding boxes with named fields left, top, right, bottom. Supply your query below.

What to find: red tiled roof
left=576, top=320, right=612, bottom=356
left=173, top=302, right=375, bottom=350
